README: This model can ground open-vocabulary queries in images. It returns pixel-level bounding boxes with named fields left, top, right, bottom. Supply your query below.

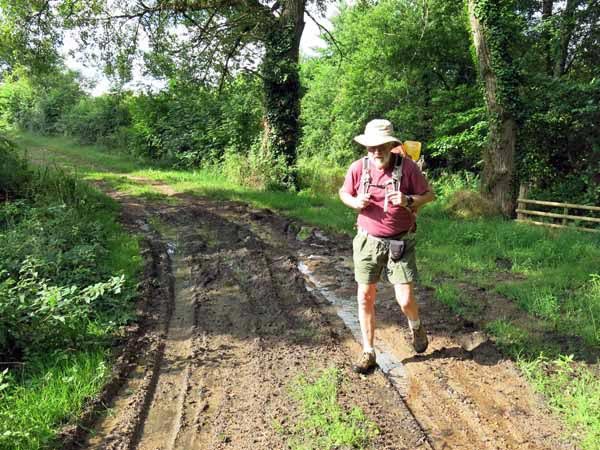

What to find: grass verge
left=0, top=351, right=108, bottom=449
left=1, top=135, right=140, bottom=449
left=520, top=355, right=600, bottom=449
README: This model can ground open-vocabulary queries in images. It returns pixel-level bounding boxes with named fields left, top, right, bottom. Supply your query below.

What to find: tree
left=467, top=0, right=521, bottom=216
left=97, top=1, right=306, bottom=186
left=8, top=0, right=327, bottom=186
left=0, top=0, right=60, bottom=77
left=300, top=0, right=482, bottom=171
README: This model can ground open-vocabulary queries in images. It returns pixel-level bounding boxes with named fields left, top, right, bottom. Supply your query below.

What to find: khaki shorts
left=352, top=231, right=418, bottom=285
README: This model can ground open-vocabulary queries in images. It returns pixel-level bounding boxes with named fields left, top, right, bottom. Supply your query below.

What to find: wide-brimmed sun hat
left=354, top=119, right=401, bottom=147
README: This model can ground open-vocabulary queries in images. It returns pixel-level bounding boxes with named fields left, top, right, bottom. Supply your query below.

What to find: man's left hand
left=387, top=191, right=408, bottom=207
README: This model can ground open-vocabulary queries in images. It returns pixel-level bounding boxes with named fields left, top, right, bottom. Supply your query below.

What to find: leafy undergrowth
left=0, top=136, right=140, bottom=449
left=14, top=132, right=600, bottom=450
left=283, top=367, right=379, bottom=450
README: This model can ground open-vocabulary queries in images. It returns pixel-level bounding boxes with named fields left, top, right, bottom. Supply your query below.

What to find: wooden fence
left=516, top=185, right=600, bottom=234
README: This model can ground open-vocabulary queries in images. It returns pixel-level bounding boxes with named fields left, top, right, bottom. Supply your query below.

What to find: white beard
left=370, top=154, right=391, bottom=170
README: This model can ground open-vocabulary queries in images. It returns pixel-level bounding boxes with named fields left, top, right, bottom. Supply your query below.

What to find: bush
left=61, top=94, right=132, bottom=146
left=0, top=68, right=83, bottom=135
left=127, top=75, right=262, bottom=166
left=0, top=136, right=31, bottom=201
left=518, top=78, right=600, bottom=205
left=431, top=170, right=479, bottom=202
left=221, top=140, right=292, bottom=191
left=0, top=148, right=138, bottom=360
left=0, top=260, right=124, bottom=358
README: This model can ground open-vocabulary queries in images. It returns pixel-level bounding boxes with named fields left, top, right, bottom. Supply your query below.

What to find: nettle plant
left=0, top=258, right=126, bottom=359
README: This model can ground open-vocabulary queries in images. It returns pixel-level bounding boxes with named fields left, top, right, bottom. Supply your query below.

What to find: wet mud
left=63, top=181, right=577, bottom=450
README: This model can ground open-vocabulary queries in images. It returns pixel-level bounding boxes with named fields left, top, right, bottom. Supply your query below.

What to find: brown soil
left=62, top=180, right=578, bottom=450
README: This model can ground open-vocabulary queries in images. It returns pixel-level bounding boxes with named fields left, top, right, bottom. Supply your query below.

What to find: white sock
left=408, top=318, right=421, bottom=331
left=363, top=345, right=374, bottom=354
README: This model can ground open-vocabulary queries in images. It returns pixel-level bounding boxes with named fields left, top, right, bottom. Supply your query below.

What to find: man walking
left=339, top=119, right=435, bottom=374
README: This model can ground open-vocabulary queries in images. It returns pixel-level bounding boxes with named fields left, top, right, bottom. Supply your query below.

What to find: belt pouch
left=389, top=239, right=406, bottom=262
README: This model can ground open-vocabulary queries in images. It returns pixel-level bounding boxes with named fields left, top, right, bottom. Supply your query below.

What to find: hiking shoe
left=411, top=325, right=428, bottom=353
left=352, top=351, right=377, bottom=374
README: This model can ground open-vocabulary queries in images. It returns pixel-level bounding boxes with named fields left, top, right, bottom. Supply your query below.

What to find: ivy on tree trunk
left=467, top=0, right=520, bottom=217
left=261, top=0, right=305, bottom=188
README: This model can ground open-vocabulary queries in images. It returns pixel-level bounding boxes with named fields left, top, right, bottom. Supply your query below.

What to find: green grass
left=12, top=131, right=600, bottom=450
left=485, top=319, right=532, bottom=357
left=0, top=351, right=108, bottom=450
left=417, top=208, right=600, bottom=349
left=520, top=355, right=600, bottom=450
left=433, top=283, right=462, bottom=313
left=284, top=367, right=379, bottom=449
left=429, top=281, right=482, bottom=317
left=16, top=133, right=146, bottom=174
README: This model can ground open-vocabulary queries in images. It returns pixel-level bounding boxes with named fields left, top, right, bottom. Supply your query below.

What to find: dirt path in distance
left=67, top=180, right=576, bottom=450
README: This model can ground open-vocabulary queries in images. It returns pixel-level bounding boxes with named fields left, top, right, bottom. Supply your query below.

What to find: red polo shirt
left=341, top=155, right=430, bottom=237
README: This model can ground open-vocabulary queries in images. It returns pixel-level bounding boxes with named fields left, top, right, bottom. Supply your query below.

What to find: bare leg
left=395, top=282, right=428, bottom=352
left=394, top=282, right=419, bottom=321
left=357, top=283, right=377, bottom=351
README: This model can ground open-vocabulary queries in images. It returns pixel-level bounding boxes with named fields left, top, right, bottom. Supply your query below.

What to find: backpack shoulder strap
left=360, top=156, right=371, bottom=194
left=391, top=153, right=404, bottom=192
left=392, top=154, right=416, bottom=231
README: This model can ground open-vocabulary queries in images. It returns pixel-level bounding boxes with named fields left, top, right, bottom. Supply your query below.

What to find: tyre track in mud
left=75, top=179, right=577, bottom=450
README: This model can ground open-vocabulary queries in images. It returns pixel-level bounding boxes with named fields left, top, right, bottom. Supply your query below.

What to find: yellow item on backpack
left=403, top=141, right=422, bottom=161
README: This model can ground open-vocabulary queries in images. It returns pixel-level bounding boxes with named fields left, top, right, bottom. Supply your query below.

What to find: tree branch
left=218, top=36, right=243, bottom=91
left=305, top=8, right=344, bottom=60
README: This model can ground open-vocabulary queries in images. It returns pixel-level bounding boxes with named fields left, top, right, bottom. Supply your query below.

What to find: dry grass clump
left=444, top=190, right=500, bottom=219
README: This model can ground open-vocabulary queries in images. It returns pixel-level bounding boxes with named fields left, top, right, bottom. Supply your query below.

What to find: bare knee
left=394, top=283, right=415, bottom=308
left=358, top=284, right=377, bottom=309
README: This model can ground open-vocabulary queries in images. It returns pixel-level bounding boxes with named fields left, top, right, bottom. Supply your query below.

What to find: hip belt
left=357, top=227, right=411, bottom=242
left=357, top=228, right=413, bottom=261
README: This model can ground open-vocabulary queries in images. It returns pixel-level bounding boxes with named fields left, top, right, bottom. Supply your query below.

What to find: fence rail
left=516, top=185, right=600, bottom=233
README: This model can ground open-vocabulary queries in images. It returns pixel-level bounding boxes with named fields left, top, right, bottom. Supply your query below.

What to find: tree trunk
left=554, top=0, right=578, bottom=77
left=467, top=0, right=517, bottom=217
left=261, top=0, right=305, bottom=187
left=542, top=0, right=554, bottom=75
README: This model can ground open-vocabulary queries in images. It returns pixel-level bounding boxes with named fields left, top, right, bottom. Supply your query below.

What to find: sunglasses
left=367, top=144, right=391, bottom=152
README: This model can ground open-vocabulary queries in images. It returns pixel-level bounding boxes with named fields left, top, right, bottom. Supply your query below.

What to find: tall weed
left=221, top=141, right=292, bottom=191
left=297, top=157, right=346, bottom=197
left=0, top=136, right=31, bottom=200
left=431, top=170, right=479, bottom=203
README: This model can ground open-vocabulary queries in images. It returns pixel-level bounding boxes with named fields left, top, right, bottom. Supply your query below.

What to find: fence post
left=517, top=183, right=529, bottom=220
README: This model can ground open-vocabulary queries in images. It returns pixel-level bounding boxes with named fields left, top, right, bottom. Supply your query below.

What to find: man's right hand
left=354, top=193, right=371, bottom=210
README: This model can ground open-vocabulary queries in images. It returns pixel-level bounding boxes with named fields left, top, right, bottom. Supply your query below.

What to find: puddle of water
left=298, top=257, right=408, bottom=395
left=166, top=241, right=177, bottom=256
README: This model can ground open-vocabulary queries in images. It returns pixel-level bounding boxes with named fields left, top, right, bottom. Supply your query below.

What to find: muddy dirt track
left=63, top=181, right=578, bottom=450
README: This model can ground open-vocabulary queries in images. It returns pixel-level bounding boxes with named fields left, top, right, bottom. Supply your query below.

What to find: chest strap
left=361, top=154, right=404, bottom=195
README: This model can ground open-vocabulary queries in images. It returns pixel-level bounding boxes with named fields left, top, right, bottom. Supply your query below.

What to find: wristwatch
left=406, top=196, right=414, bottom=207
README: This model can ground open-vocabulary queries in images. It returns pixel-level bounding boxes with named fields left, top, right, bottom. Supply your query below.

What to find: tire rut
left=134, top=238, right=195, bottom=450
